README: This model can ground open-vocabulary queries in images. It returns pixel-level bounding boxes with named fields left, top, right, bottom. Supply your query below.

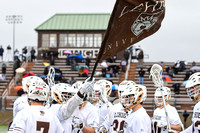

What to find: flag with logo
left=96, top=0, right=165, bottom=62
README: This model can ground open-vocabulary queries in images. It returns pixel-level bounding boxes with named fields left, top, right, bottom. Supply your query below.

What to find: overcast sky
left=0, top=0, right=200, bottom=62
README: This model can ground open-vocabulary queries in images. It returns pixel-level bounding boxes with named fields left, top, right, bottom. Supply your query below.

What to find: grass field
left=0, top=125, right=8, bottom=133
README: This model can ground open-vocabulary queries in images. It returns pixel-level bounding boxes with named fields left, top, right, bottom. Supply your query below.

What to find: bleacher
left=31, top=59, right=122, bottom=84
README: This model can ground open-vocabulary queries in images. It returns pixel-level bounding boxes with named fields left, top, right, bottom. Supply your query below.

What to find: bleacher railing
left=1, top=61, right=28, bottom=110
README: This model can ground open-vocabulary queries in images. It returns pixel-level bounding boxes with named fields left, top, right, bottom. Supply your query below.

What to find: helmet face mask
left=154, top=87, right=171, bottom=107
left=51, top=83, right=75, bottom=104
left=186, top=72, right=200, bottom=102
left=91, top=88, right=101, bottom=104
left=121, top=84, right=147, bottom=112
left=118, top=80, right=136, bottom=101
left=91, top=79, right=112, bottom=104
left=186, top=85, right=200, bottom=102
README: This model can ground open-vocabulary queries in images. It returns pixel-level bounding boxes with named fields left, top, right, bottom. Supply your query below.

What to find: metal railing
left=0, top=96, right=18, bottom=110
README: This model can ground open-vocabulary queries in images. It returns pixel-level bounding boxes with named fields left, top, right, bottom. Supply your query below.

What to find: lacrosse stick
left=150, top=64, right=171, bottom=131
left=46, top=66, right=55, bottom=106
left=46, top=66, right=55, bottom=88
left=99, top=89, right=113, bottom=131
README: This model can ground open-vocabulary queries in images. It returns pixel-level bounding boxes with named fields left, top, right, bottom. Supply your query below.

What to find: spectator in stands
left=22, top=46, right=27, bottom=61
left=184, top=71, right=192, bottom=81
left=172, top=82, right=181, bottom=95
left=182, top=110, right=189, bottom=128
left=2, top=62, right=6, bottom=80
left=49, top=51, right=55, bottom=65
left=191, top=61, right=196, bottom=68
left=147, top=65, right=152, bottom=75
left=166, top=66, right=175, bottom=78
left=107, top=55, right=116, bottom=63
left=179, top=60, right=186, bottom=72
left=101, top=61, right=108, bottom=77
left=124, top=49, right=130, bottom=65
left=159, top=61, right=165, bottom=71
left=173, top=60, right=180, bottom=74
left=30, top=47, right=36, bottom=62
left=71, top=57, right=77, bottom=71
left=138, top=68, right=145, bottom=84
left=85, top=57, right=91, bottom=69
left=101, top=67, right=107, bottom=77
left=106, top=56, right=116, bottom=63
left=0, top=45, right=4, bottom=61
left=108, top=68, right=114, bottom=77
left=113, top=65, right=120, bottom=77
left=14, top=49, right=20, bottom=58
left=13, top=57, right=21, bottom=76
left=7, top=45, right=12, bottom=61
left=121, top=60, right=127, bottom=73
left=82, top=68, right=89, bottom=77
left=137, top=48, right=144, bottom=65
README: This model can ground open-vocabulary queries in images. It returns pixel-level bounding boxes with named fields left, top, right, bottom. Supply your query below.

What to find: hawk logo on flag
left=131, top=15, right=159, bottom=36
left=96, top=0, right=165, bottom=62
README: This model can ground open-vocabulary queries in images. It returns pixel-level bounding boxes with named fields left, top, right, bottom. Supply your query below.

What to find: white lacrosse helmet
left=186, top=72, right=200, bottom=102
left=51, top=83, right=76, bottom=104
left=118, top=80, right=136, bottom=100
left=22, top=76, right=44, bottom=93
left=154, top=87, right=171, bottom=107
left=92, top=79, right=112, bottom=103
left=121, top=84, right=147, bottom=112
left=28, top=79, right=49, bottom=102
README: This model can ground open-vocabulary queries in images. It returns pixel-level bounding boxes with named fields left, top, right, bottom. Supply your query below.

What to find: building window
left=50, top=34, right=57, bottom=47
left=77, top=34, right=84, bottom=47
left=94, top=34, right=102, bottom=47
left=68, top=34, right=76, bottom=47
left=41, top=34, right=57, bottom=48
left=85, top=34, right=93, bottom=47
left=59, top=34, right=68, bottom=47
left=42, top=34, right=49, bottom=48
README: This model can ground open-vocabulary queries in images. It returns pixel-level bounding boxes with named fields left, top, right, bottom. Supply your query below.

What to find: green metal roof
left=35, top=13, right=110, bottom=31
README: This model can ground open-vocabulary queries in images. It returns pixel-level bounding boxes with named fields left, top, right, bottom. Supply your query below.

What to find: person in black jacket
left=13, top=57, right=21, bottom=76
left=2, top=63, right=6, bottom=80
left=30, top=47, right=36, bottom=62
left=0, top=45, right=4, bottom=61
left=22, top=46, right=27, bottom=61
left=85, top=57, right=91, bottom=69
left=138, top=68, right=145, bottom=84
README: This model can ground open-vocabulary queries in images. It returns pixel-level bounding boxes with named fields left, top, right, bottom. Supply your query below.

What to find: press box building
left=35, top=13, right=112, bottom=59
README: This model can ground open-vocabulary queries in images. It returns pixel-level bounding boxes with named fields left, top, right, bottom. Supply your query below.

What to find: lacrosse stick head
left=150, top=64, right=163, bottom=88
left=46, top=66, right=55, bottom=88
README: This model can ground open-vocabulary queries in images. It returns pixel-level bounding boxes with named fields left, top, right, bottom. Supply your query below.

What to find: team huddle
left=7, top=67, right=200, bottom=133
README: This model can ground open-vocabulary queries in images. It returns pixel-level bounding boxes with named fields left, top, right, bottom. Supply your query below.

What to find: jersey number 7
left=36, top=121, right=50, bottom=133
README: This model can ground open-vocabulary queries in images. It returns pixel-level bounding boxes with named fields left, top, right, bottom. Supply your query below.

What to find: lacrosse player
left=122, top=84, right=151, bottom=133
left=98, top=80, right=135, bottom=133
left=92, top=79, right=113, bottom=125
left=13, top=76, right=44, bottom=118
left=152, top=87, right=183, bottom=133
left=8, top=78, right=64, bottom=133
left=59, top=80, right=98, bottom=133
left=181, top=72, right=200, bottom=133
